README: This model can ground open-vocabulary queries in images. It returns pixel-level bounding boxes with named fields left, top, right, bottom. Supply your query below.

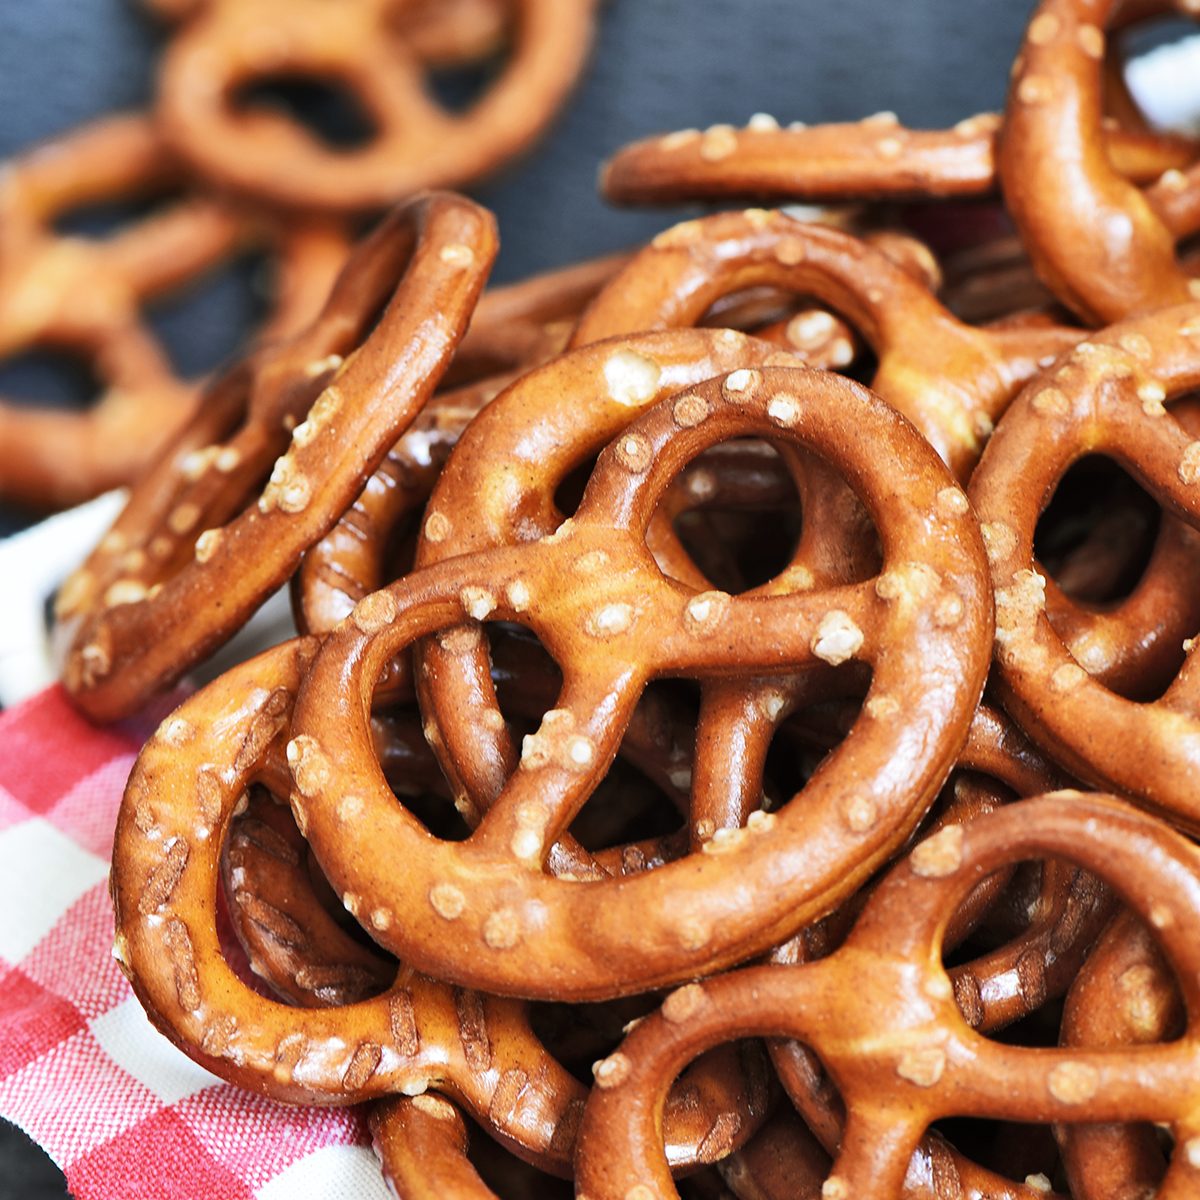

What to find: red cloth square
left=68, top=1109, right=257, bottom=1200
left=0, top=964, right=85, bottom=1078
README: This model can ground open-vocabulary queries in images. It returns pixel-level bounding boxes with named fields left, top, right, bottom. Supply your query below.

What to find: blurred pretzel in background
left=152, top=0, right=599, bottom=213
left=0, top=116, right=245, bottom=509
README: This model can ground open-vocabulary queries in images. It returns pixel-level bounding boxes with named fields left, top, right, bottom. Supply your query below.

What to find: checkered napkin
left=0, top=686, right=392, bottom=1199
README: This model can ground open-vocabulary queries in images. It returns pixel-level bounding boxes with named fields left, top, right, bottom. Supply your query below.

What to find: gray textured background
left=0, top=1, right=1031, bottom=1194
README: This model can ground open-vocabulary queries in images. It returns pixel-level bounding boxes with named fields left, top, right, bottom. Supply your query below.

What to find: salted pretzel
left=116, top=638, right=773, bottom=1177
left=600, top=106, right=1196, bottom=208
left=1057, top=910, right=1182, bottom=1200
left=112, top=637, right=584, bottom=1163
left=999, top=0, right=1200, bottom=322
left=969, top=304, right=1200, bottom=830
left=154, top=0, right=598, bottom=214
left=408, top=329, right=877, bottom=834
left=286, top=365, right=991, bottom=1001
left=575, top=792, right=1200, bottom=1199
left=767, top=707, right=1112, bottom=1200
left=297, top=253, right=636, bottom=642
left=54, top=191, right=495, bottom=722
left=0, top=115, right=244, bottom=509
left=570, top=209, right=1081, bottom=478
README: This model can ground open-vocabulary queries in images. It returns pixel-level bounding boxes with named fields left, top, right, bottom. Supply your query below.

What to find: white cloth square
left=89, top=995, right=223, bottom=1107
left=0, top=817, right=108, bottom=963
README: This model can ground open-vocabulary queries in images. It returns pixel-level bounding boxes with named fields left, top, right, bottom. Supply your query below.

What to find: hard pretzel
left=112, top=637, right=583, bottom=1165
left=969, top=304, right=1200, bottom=830
left=296, top=252, right=636, bottom=642
left=600, top=107, right=1196, bottom=208
left=574, top=793, right=1200, bottom=1199
left=55, top=191, right=495, bottom=722
left=1056, top=910, right=1182, bottom=1200
left=768, top=707, right=1111, bottom=1200
left=570, top=209, right=1081, bottom=478
left=116, top=640, right=771, bottom=1174
left=409, top=329, right=864, bottom=819
left=999, top=0, right=1200, bottom=322
left=0, top=115, right=243, bottom=509
left=154, top=0, right=598, bottom=213
left=289, top=365, right=991, bottom=1001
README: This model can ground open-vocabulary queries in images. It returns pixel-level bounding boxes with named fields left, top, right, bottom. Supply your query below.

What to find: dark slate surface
left=0, top=2, right=1028, bottom=1192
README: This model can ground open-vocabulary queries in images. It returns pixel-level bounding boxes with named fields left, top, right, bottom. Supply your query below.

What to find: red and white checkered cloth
left=0, top=686, right=392, bottom=1199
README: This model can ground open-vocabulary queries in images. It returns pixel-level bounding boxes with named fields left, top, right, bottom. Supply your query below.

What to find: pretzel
left=767, top=708, right=1112, bottom=1200
left=296, top=253, right=635, bottom=643
left=570, top=210, right=1081, bottom=479
left=999, top=0, right=1200, bottom=322
left=54, top=191, right=495, bottom=722
left=154, top=0, right=598, bottom=213
left=969, top=304, right=1200, bottom=830
left=574, top=792, right=1200, bottom=1199
left=410, top=329, right=881, bottom=843
left=0, top=115, right=245, bottom=509
left=115, top=637, right=773, bottom=1176
left=112, top=636, right=590, bottom=1166
left=1056, top=910, right=1182, bottom=1200
left=600, top=107, right=1196, bottom=208
left=287, top=364, right=990, bottom=1000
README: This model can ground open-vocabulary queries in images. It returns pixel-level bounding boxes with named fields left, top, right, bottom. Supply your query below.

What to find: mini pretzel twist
left=295, top=253, right=634, bottom=644
left=574, top=793, right=1200, bottom=1200
left=55, top=191, right=496, bottom=722
left=116, top=640, right=772, bottom=1174
left=969, top=303, right=1200, bottom=830
left=112, top=639, right=585, bottom=1166
left=570, top=209, right=1081, bottom=478
left=999, top=0, right=1200, bottom=322
left=154, top=0, right=598, bottom=213
left=288, top=365, right=991, bottom=1000
left=769, top=706, right=1111, bottom=1200
left=601, top=107, right=1197, bottom=208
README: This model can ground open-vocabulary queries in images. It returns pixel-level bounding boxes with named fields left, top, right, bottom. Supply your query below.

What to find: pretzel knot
left=969, top=303, right=1200, bottom=831
left=574, top=793, right=1200, bottom=1200
left=285, top=364, right=991, bottom=1001
left=154, top=0, right=598, bottom=212
left=999, top=0, right=1200, bottom=322
left=55, top=191, right=496, bottom=722
left=116, top=638, right=773, bottom=1174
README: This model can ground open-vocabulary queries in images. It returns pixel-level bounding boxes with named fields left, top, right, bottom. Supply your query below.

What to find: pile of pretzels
left=42, top=0, right=1200, bottom=1197
left=0, top=0, right=597, bottom=511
